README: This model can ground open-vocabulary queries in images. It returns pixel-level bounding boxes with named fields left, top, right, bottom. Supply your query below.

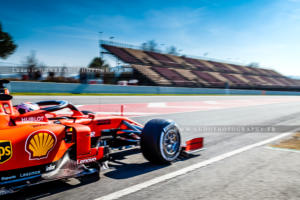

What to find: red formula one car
left=0, top=80, right=203, bottom=195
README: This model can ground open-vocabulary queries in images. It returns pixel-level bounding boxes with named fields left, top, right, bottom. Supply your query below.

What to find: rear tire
left=141, top=119, right=181, bottom=164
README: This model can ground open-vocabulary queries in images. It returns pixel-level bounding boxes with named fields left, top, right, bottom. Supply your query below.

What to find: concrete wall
left=9, top=81, right=300, bottom=95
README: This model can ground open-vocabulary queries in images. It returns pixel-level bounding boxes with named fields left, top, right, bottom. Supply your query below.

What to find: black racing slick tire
left=140, top=119, right=181, bottom=164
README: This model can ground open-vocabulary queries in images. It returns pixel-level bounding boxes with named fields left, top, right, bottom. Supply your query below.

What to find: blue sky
left=1, top=0, right=300, bottom=76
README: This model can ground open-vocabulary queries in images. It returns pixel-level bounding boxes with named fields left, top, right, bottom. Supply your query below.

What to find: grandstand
left=101, top=41, right=300, bottom=91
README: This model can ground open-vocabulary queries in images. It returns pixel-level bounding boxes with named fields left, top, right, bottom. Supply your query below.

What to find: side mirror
left=0, top=80, right=10, bottom=95
left=0, top=94, right=12, bottom=101
left=0, top=80, right=10, bottom=84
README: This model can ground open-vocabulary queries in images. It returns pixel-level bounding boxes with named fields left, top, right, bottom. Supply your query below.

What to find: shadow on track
left=104, top=148, right=168, bottom=179
left=1, top=177, right=99, bottom=200
left=105, top=147, right=200, bottom=179
left=1, top=148, right=200, bottom=200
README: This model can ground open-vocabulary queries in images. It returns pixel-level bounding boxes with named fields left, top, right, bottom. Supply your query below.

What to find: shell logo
left=25, top=130, right=57, bottom=160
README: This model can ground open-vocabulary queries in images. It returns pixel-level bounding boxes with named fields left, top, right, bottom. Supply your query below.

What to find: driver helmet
left=16, top=102, right=40, bottom=114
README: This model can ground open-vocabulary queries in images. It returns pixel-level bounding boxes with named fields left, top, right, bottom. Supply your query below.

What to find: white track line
left=147, top=102, right=167, bottom=107
left=265, top=146, right=300, bottom=154
left=94, top=130, right=296, bottom=200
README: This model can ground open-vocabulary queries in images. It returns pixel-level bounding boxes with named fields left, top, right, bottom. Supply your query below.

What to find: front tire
left=141, top=119, right=181, bottom=164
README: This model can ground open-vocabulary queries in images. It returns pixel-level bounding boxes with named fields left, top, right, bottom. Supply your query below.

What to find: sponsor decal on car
left=97, top=119, right=111, bottom=125
left=31, top=124, right=47, bottom=128
left=1, top=175, right=16, bottom=181
left=0, top=141, right=12, bottom=164
left=21, top=116, right=45, bottom=122
left=77, top=157, right=97, bottom=164
left=25, top=130, right=57, bottom=160
left=0, top=162, right=58, bottom=184
left=20, top=170, right=40, bottom=177
left=45, top=164, right=56, bottom=172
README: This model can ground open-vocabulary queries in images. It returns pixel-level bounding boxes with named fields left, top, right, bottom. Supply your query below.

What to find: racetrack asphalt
left=4, top=95, right=300, bottom=200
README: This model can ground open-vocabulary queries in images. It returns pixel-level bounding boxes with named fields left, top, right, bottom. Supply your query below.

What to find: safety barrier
left=9, top=81, right=300, bottom=95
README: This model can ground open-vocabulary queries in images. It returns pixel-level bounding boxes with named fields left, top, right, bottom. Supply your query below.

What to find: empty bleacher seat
left=152, top=66, right=194, bottom=86
left=192, top=71, right=225, bottom=87
left=221, top=73, right=249, bottom=86
left=124, top=48, right=161, bottom=65
left=173, top=68, right=208, bottom=86
left=102, top=45, right=141, bottom=64
left=165, top=54, right=195, bottom=69
left=101, top=44, right=299, bottom=89
left=181, top=57, right=213, bottom=71
left=207, top=61, right=235, bottom=73
left=131, top=65, right=172, bottom=85
left=145, top=51, right=181, bottom=67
